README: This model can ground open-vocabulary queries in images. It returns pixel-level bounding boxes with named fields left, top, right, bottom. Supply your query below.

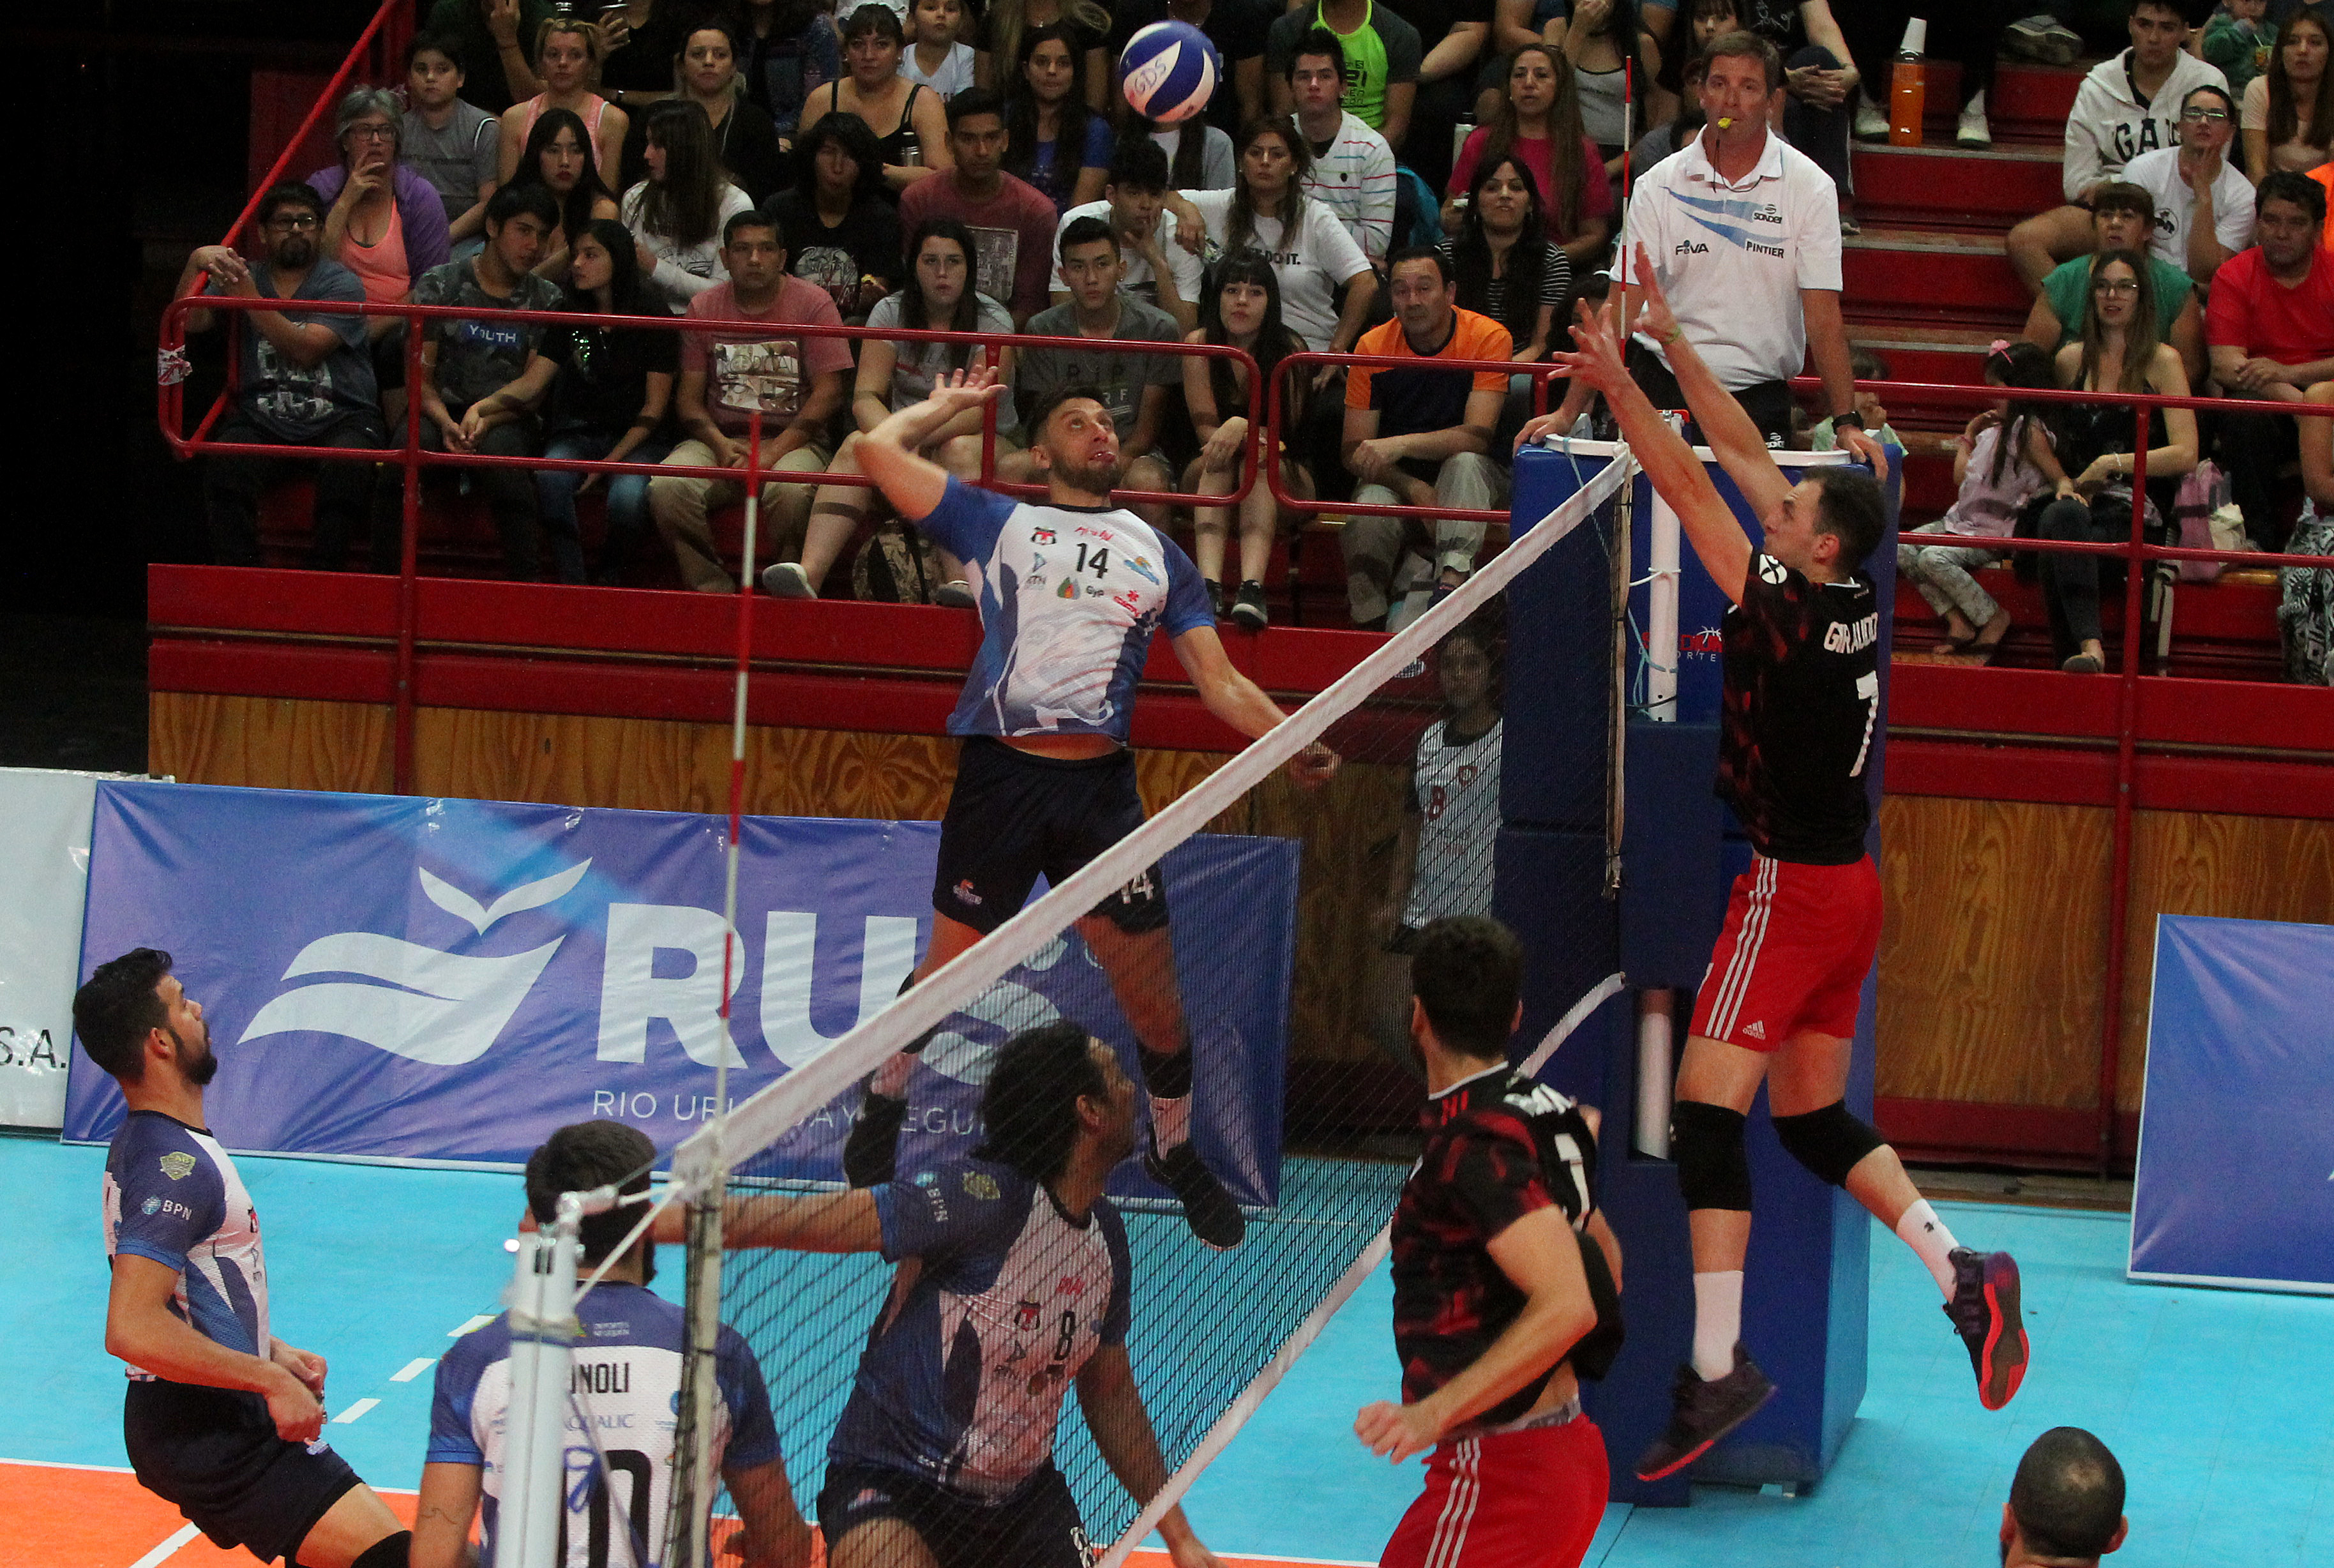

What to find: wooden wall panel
left=1875, top=796, right=2113, bottom=1110
left=149, top=693, right=394, bottom=794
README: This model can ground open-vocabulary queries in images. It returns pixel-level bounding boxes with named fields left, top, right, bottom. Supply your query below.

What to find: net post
left=502, top=1202, right=581, bottom=1568
left=666, top=1186, right=727, bottom=1568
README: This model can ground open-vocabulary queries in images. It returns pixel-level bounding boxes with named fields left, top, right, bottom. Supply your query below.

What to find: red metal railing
left=159, top=290, right=1263, bottom=785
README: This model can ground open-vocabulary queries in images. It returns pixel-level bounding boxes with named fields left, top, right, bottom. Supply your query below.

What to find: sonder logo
left=239, top=862, right=589, bottom=1066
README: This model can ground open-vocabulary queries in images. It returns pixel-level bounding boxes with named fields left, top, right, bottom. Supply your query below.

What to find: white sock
left=1148, top=1092, right=1191, bottom=1154
left=1895, top=1200, right=1961, bottom=1299
left=870, top=1052, right=914, bottom=1099
left=1691, top=1271, right=1743, bottom=1381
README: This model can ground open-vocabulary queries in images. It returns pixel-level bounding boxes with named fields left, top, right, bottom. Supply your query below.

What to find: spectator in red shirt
left=899, top=88, right=1062, bottom=326
left=646, top=210, right=855, bottom=591
left=2207, top=171, right=2334, bottom=550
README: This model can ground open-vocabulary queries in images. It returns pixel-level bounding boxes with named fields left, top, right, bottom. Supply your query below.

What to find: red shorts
left=1379, top=1417, right=1608, bottom=1568
left=1689, top=853, right=1882, bottom=1051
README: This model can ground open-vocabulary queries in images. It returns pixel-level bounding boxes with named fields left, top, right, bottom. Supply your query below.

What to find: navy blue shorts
left=123, top=1380, right=360, bottom=1565
left=818, top=1460, right=1093, bottom=1568
left=932, top=737, right=1169, bottom=937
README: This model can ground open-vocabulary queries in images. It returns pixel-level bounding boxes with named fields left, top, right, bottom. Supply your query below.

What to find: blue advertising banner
left=64, top=782, right=1300, bottom=1205
left=2131, top=914, right=2334, bottom=1293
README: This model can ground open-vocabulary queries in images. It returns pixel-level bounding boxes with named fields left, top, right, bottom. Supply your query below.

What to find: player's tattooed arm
left=412, top=1461, right=485, bottom=1568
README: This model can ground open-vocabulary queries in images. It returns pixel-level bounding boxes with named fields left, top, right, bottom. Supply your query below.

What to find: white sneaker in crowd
left=1958, top=89, right=1992, bottom=147
left=1855, top=91, right=1892, bottom=142
left=2003, top=15, right=2081, bottom=67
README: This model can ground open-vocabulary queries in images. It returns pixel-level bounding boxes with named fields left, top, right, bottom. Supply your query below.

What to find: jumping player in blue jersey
left=1522, top=250, right=2028, bottom=1482
left=700, top=1021, right=1229, bottom=1568
left=75, top=948, right=414, bottom=1568
left=837, top=362, right=1338, bottom=1252
left=412, top=1121, right=813, bottom=1568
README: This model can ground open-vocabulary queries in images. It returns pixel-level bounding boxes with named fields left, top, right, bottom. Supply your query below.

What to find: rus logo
left=239, top=863, right=591, bottom=1066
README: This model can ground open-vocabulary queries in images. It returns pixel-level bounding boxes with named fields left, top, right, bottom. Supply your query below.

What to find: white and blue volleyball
left=1120, top=20, right=1221, bottom=126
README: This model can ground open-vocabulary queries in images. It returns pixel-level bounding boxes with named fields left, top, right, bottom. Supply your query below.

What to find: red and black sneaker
left=1634, top=1343, right=1777, bottom=1482
left=1946, top=1248, right=2029, bottom=1410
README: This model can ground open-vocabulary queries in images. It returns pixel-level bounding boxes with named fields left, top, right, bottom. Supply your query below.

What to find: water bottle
left=1889, top=18, right=1927, bottom=148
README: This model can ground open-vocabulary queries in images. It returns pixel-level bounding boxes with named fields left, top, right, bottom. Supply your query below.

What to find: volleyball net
left=574, top=446, right=1644, bottom=1568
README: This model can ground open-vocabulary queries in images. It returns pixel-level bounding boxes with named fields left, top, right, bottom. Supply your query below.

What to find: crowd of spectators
left=172, top=0, right=2326, bottom=664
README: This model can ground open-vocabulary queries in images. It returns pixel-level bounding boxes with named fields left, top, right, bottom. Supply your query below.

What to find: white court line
left=390, top=1357, right=437, bottom=1383
left=332, top=1398, right=380, bottom=1424
left=126, top=1523, right=199, bottom=1568
left=449, top=1314, right=495, bottom=1336
left=0, top=1455, right=137, bottom=1473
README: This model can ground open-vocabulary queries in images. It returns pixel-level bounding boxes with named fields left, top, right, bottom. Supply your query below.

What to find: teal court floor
left=6, top=1135, right=2329, bottom=1567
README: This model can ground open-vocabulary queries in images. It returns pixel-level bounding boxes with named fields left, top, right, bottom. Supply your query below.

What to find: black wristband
left=1832, top=409, right=1865, bottom=431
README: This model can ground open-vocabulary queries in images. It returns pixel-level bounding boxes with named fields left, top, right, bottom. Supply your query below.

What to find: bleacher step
left=1854, top=144, right=2063, bottom=234
left=1843, top=227, right=2029, bottom=331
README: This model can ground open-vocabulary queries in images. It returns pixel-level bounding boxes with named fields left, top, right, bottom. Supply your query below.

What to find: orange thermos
left=1890, top=18, right=1928, bottom=147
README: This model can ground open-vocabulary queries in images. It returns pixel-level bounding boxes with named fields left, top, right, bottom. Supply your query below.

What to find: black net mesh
left=668, top=462, right=1630, bottom=1568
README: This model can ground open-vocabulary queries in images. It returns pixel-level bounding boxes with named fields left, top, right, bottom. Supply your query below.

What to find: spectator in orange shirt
left=1341, top=246, right=1514, bottom=629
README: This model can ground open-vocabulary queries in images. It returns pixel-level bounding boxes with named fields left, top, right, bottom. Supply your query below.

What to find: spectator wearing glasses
left=423, top=0, right=553, bottom=114
left=177, top=183, right=386, bottom=570
left=2020, top=180, right=2206, bottom=387
left=2208, top=171, right=2334, bottom=551
left=386, top=182, right=569, bottom=580
left=399, top=34, right=501, bottom=260
left=2006, top=0, right=2229, bottom=294
left=305, top=87, right=453, bottom=342
left=2120, top=84, right=2256, bottom=290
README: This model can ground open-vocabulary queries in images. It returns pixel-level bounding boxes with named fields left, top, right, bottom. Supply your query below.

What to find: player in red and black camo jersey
left=1523, top=248, right=2028, bottom=1484
left=1356, top=917, right=1623, bottom=1568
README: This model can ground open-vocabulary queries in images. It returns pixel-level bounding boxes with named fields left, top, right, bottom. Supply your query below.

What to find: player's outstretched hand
left=1624, top=244, right=1680, bottom=346
left=1551, top=296, right=1630, bottom=401
left=1354, top=1398, right=1441, bottom=1463
left=263, top=1364, right=326, bottom=1444
left=926, top=361, right=1004, bottom=418
left=1287, top=741, right=1339, bottom=789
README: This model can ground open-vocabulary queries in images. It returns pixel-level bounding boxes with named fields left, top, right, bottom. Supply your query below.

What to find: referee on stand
left=1355, top=916, right=1625, bottom=1568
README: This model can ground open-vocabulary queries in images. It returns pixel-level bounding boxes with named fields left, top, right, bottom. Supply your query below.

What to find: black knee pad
left=1670, top=1100, right=1752, bottom=1212
left=351, top=1530, right=413, bottom=1568
left=1772, top=1100, right=1884, bottom=1187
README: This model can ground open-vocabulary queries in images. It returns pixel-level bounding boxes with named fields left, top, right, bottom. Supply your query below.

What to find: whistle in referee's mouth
left=1715, top=116, right=1736, bottom=128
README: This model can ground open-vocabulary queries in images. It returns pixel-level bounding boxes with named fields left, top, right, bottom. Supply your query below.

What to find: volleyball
left=1119, top=20, right=1220, bottom=125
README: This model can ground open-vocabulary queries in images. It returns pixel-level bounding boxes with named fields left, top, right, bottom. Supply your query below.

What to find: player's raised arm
left=857, top=363, right=1007, bottom=522
left=1171, top=623, right=1338, bottom=787
left=1625, top=245, right=1803, bottom=526
left=1550, top=295, right=1754, bottom=605
left=1076, top=1343, right=1227, bottom=1568
left=651, top=1187, right=884, bottom=1253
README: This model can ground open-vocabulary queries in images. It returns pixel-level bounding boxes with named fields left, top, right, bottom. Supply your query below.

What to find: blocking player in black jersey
left=1523, top=248, right=2029, bottom=1482
left=1355, top=917, right=1625, bottom=1568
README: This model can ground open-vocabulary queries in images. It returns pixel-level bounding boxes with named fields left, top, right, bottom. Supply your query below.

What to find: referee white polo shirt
left=1616, top=128, right=1843, bottom=392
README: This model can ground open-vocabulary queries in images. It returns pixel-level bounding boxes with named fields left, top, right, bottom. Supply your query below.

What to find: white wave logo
left=239, top=862, right=589, bottom=1065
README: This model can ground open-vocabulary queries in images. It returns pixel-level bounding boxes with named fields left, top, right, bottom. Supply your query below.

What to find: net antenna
left=667, top=408, right=767, bottom=1568
left=497, top=1193, right=582, bottom=1568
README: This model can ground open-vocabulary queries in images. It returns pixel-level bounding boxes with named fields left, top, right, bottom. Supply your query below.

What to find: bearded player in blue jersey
left=705, top=1021, right=1230, bottom=1568
left=838, top=363, right=1337, bottom=1253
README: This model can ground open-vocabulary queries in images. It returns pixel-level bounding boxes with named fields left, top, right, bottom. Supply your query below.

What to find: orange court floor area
left=0, top=1460, right=1359, bottom=1568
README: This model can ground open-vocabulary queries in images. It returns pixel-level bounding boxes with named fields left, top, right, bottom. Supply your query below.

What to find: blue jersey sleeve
left=110, top=1126, right=225, bottom=1273
left=873, top=1162, right=1030, bottom=1264
left=714, top=1323, right=783, bottom=1470
left=1159, top=532, right=1215, bottom=638
left=915, top=474, right=1014, bottom=560
left=425, top=1318, right=508, bottom=1465
left=1097, top=1203, right=1133, bottom=1348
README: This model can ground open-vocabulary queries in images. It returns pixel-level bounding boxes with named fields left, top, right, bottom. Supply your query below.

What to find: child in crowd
left=1899, top=340, right=2065, bottom=663
left=1812, top=348, right=1904, bottom=453
left=400, top=34, right=499, bottom=259
left=2205, top=0, right=2277, bottom=100
left=901, top=0, right=977, bottom=96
